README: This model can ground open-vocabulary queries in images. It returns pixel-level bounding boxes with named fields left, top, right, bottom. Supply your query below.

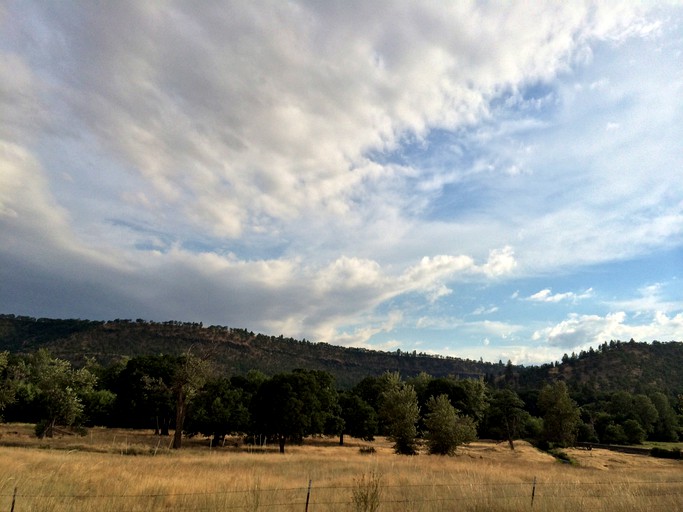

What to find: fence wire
left=3, top=479, right=683, bottom=511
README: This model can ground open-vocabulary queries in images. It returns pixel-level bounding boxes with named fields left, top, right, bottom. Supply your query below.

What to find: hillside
left=3, top=315, right=683, bottom=392
left=0, top=315, right=501, bottom=387
left=516, top=339, right=683, bottom=395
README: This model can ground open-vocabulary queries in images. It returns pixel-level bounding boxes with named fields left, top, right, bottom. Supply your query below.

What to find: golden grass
left=0, top=424, right=682, bottom=511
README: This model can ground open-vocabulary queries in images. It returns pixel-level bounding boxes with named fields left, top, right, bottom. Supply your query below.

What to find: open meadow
left=1, top=424, right=682, bottom=511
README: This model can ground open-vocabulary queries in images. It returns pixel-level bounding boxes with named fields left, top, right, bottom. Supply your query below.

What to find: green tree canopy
left=0, top=351, right=16, bottom=414
left=185, top=377, right=250, bottom=446
left=172, top=352, right=210, bottom=449
left=21, top=349, right=97, bottom=437
left=649, top=392, right=679, bottom=442
left=251, top=370, right=341, bottom=453
left=424, top=394, right=476, bottom=455
left=338, top=392, right=378, bottom=445
left=538, top=381, right=580, bottom=447
left=488, top=388, right=527, bottom=450
left=379, top=372, right=420, bottom=455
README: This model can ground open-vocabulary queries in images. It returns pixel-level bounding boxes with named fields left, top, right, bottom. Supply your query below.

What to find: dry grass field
left=1, top=424, right=682, bottom=511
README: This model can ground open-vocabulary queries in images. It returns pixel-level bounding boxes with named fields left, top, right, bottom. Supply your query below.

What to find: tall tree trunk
left=161, top=417, right=170, bottom=436
left=339, top=432, right=344, bottom=446
left=504, top=418, right=515, bottom=450
left=173, top=390, right=186, bottom=449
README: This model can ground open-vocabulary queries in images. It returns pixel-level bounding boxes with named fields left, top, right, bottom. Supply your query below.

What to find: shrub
left=650, top=447, right=682, bottom=459
left=352, top=470, right=382, bottom=512
left=549, top=449, right=575, bottom=465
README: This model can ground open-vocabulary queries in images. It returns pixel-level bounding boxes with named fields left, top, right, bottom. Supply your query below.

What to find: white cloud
left=1, top=1, right=682, bottom=363
left=472, top=306, right=499, bottom=316
left=532, top=310, right=683, bottom=350
left=609, top=283, right=681, bottom=315
left=1, top=1, right=656, bottom=244
left=526, top=287, right=593, bottom=303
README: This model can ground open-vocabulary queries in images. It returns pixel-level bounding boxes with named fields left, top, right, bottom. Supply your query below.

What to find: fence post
left=530, top=477, right=536, bottom=508
left=305, top=479, right=312, bottom=511
left=10, top=487, right=17, bottom=512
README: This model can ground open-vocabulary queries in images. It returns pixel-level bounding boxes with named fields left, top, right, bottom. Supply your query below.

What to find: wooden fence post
left=10, top=487, right=17, bottom=512
left=531, top=477, right=536, bottom=508
left=305, top=479, right=312, bottom=511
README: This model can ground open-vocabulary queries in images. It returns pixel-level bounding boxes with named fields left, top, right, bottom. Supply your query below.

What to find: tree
left=424, top=394, right=476, bottom=455
left=632, top=394, right=658, bottom=436
left=379, top=373, right=419, bottom=455
left=108, top=355, right=178, bottom=433
left=339, top=392, right=378, bottom=445
left=0, top=352, right=16, bottom=415
left=251, top=370, right=341, bottom=453
left=22, top=350, right=97, bottom=437
left=185, top=377, right=250, bottom=446
left=622, top=419, right=646, bottom=444
left=538, top=381, right=580, bottom=447
left=172, top=353, right=209, bottom=449
left=420, top=377, right=489, bottom=428
left=447, top=378, right=489, bottom=426
left=650, top=392, right=679, bottom=441
left=488, top=388, right=526, bottom=450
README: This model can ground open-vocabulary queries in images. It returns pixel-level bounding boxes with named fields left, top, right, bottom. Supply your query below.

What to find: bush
left=650, top=447, right=682, bottom=459
left=549, top=449, right=575, bottom=465
left=424, top=394, right=476, bottom=455
left=352, top=470, right=382, bottom=512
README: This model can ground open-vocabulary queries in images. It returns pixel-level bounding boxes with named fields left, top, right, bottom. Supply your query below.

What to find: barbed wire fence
left=3, top=479, right=683, bottom=511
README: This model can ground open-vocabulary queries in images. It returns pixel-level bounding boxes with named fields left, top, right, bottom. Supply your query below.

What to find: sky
left=1, top=1, right=683, bottom=365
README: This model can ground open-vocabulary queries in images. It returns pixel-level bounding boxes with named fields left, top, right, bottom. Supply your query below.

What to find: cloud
left=1, top=1, right=656, bottom=244
left=532, top=310, right=683, bottom=350
left=609, top=283, right=681, bottom=315
left=472, top=306, right=499, bottom=316
left=1, top=1, right=681, bottom=363
left=526, top=287, right=593, bottom=303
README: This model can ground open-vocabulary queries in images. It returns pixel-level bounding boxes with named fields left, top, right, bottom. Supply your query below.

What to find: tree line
left=0, top=349, right=681, bottom=454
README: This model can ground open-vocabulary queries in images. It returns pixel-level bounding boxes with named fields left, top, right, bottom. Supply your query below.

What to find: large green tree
left=185, top=377, right=250, bottom=446
left=251, top=370, right=341, bottom=453
left=424, top=394, right=476, bottom=455
left=488, top=388, right=527, bottom=450
left=21, top=350, right=97, bottom=437
left=649, top=392, right=679, bottom=441
left=0, top=352, right=16, bottom=415
left=538, top=381, right=580, bottom=447
left=172, top=353, right=210, bottom=449
left=108, top=355, right=178, bottom=433
left=379, top=373, right=420, bottom=455
left=338, top=392, right=378, bottom=445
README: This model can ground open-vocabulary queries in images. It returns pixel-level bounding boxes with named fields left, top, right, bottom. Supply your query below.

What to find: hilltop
left=2, top=314, right=683, bottom=392
left=0, top=315, right=500, bottom=387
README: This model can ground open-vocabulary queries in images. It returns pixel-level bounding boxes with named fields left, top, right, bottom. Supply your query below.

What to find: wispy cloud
left=1, top=2, right=682, bottom=362
left=532, top=311, right=683, bottom=350
left=526, top=288, right=593, bottom=303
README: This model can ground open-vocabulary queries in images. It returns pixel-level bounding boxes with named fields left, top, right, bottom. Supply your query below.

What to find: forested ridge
left=3, top=315, right=683, bottom=392
left=0, top=314, right=500, bottom=387
left=1, top=314, right=683, bottom=455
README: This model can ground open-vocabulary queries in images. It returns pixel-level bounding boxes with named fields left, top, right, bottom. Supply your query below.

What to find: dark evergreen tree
left=379, top=373, right=419, bottom=455
left=538, top=381, right=580, bottom=447
left=488, top=388, right=526, bottom=450
left=251, top=370, right=341, bottom=453
left=424, top=394, right=476, bottom=455
left=338, top=392, right=378, bottom=445
left=184, top=377, right=250, bottom=446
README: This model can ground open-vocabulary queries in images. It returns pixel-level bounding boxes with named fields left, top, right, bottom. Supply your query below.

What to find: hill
left=516, top=339, right=683, bottom=395
left=3, top=314, right=683, bottom=392
left=0, top=314, right=502, bottom=387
